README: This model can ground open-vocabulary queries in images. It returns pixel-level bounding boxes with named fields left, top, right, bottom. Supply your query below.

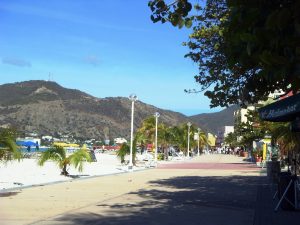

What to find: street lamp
left=187, top=122, right=192, bottom=157
left=197, top=128, right=201, bottom=157
left=128, top=94, right=138, bottom=171
left=154, top=112, right=160, bottom=162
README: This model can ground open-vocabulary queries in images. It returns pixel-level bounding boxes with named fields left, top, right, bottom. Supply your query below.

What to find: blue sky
left=0, top=0, right=221, bottom=115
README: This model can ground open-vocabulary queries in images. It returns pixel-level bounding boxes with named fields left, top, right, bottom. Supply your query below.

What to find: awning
left=16, top=141, right=38, bottom=147
left=258, top=93, right=300, bottom=122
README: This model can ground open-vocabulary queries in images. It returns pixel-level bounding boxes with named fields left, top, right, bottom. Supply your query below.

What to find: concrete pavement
left=1, top=154, right=296, bottom=225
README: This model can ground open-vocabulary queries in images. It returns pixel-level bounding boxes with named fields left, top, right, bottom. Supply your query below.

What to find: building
left=234, top=90, right=285, bottom=126
left=233, top=91, right=286, bottom=149
left=42, top=135, right=53, bottom=141
left=207, top=133, right=216, bottom=147
left=114, top=137, right=127, bottom=145
left=234, top=106, right=255, bottom=124
left=216, top=126, right=234, bottom=146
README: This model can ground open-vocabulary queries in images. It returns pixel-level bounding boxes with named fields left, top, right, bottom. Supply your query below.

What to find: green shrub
left=157, top=153, right=164, bottom=161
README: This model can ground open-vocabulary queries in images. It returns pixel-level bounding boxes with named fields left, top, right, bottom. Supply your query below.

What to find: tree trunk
left=164, top=147, right=168, bottom=160
left=61, top=164, right=69, bottom=176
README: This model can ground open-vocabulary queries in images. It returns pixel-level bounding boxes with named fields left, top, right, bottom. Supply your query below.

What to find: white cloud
left=83, top=55, right=100, bottom=66
left=2, top=57, right=31, bottom=67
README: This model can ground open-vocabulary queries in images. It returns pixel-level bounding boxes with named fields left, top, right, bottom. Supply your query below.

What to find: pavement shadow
left=51, top=175, right=264, bottom=225
left=254, top=182, right=300, bottom=225
left=0, top=191, right=20, bottom=197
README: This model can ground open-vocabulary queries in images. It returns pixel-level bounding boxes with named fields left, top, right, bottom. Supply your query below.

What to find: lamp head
left=154, top=112, right=160, bottom=118
left=129, top=94, right=138, bottom=101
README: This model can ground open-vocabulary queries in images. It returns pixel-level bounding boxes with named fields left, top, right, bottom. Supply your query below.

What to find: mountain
left=0, top=80, right=189, bottom=140
left=189, top=105, right=239, bottom=134
left=0, top=80, right=237, bottom=140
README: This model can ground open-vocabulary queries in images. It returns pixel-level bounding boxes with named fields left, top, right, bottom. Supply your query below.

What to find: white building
left=216, top=126, right=234, bottom=146
left=42, top=135, right=53, bottom=141
left=233, top=91, right=284, bottom=125
left=114, top=137, right=127, bottom=145
left=234, top=106, right=255, bottom=124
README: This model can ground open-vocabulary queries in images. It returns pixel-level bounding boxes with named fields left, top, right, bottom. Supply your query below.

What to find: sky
left=0, top=0, right=222, bottom=116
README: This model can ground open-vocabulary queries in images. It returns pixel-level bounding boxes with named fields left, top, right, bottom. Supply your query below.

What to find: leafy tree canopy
left=149, top=0, right=300, bottom=107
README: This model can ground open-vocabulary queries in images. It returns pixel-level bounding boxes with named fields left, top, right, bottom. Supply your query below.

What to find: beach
left=1, top=154, right=274, bottom=225
left=0, top=152, right=148, bottom=191
left=0, top=153, right=253, bottom=191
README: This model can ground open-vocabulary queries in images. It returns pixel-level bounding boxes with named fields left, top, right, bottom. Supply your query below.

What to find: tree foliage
left=148, top=0, right=193, bottom=28
left=149, top=0, right=300, bottom=107
left=234, top=109, right=267, bottom=149
left=0, top=128, right=21, bottom=162
left=135, top=116, right=209, bottom=157
left=116, top=141, right=138, bottom=165
left=228, top=107, right=300, bottom=155
left=117, top=143, right=130, bottom=164
left=224, top=132, right=238, bottom=148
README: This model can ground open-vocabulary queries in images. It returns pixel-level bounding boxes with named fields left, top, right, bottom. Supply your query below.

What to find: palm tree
left=116, top=143, right=130, bottom=164
left=137, top=116, right=156, bottom=144
left=136, top=115, right=163, bottom=157
left=38, top=146, right=92, bottom=176
left=116, top=135, right=142, bottom=165
left=268, top=122, right=300, bottom=154
left=173, top=123, right=196, bottom=155
left=171, top=124, right=186, bottom=153
left=198, top=130, right=209, bottom=153
left=134, top=131, right=147, bottom=153
left=0, top=128, right=21, bottom=162
left=157, top=124, right=172, bottom=159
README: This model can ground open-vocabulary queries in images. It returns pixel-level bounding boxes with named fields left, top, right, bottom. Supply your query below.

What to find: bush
left=157, top=153, right=164, bottom=161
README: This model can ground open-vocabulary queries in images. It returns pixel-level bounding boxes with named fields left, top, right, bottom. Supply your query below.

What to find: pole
left=129, top=100, right=134, bottom=170
left=154, top=112, right=160, bottom=162
left=187, top=122, right=191, bottom=157
left=187, top=126, right=190, bottom=157
left=197, top=128, right=200, bottom=157
left=128, top=94, right=137, bottom=170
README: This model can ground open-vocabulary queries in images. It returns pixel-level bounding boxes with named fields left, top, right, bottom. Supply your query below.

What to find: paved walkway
left=0, top=154, right=298, bottom=225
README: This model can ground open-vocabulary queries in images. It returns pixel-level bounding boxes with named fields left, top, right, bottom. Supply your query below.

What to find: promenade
left=0, top=154, right=298, bottom=225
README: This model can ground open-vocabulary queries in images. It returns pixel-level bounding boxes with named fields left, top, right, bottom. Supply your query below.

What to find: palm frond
left=38, top=146, right=66, bottom=167
left=69, top=148, right=92, bottom=172
left=117, top=143, right=130, bottom=163
left=0, top=137, right=21, bottom=161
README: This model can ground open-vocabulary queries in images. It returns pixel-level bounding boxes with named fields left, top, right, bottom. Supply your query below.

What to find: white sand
left=0, top=153, right=251, bottom=191
left=0, top=153, right=148, bottom=191
left=2, top=151, right=243, bottom=191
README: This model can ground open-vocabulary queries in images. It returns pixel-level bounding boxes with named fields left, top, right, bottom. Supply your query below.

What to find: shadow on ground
left=0, top=191, right=20, bottom=197
left=47, top=175, right=263, bottom=225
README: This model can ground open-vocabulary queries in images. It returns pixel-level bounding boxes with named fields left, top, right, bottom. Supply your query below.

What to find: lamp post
left=154, top=112, right=160, bottom=162
left=197, top=128, right=201, bottom=157
left=187, top=122, right=192, bottom=157
left=128, top=94, right=138, bottom=171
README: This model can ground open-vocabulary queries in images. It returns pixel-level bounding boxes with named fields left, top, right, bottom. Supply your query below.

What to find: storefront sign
left=258, top=93, right=300, bottom=122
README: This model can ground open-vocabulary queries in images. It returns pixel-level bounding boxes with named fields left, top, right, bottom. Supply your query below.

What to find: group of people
left=206, top=147, right=244, bottom=155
